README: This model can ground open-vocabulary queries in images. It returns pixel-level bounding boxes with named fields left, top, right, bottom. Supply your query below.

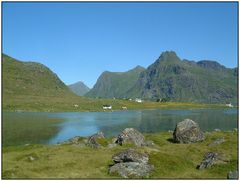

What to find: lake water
left=3, top=109, right=238, bottom=146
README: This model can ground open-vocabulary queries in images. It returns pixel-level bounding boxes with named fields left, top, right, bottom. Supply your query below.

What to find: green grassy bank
left=3, top=95, right=228, bottom=112
left=3, top=131, right=238, bottom=179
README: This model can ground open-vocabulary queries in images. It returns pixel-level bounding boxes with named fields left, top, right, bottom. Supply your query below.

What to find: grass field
left=3, top=94, right=228, bottom=112
left=3, top=131, right=238, bottom=179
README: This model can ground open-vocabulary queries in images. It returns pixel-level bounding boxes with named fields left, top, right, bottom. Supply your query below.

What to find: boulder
left=115, top=128, right=146, bottom=146
left=173, top=119, right=205, bottom=143
left=208, top=138, right=225, bottom=147
left=87, top=132, right=105, bottom=148
left=197, top=152, right=218, bottom=169
left=109, top=149, right=154, bottom=178
left=112, top=149, right=148, bottom=164
left=109, top=162, right=154, bottom=178
left=227, top=170, right=238, bottom=179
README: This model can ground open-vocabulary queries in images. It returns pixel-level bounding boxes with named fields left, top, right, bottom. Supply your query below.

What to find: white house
left=135, top=98, right=143, bottom=103
left=226, top=103, right=233, bottom=108
left=103, top=105, right=112, bottom=110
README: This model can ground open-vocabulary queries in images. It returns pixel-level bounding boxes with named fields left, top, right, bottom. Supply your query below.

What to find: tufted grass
left=3, top=131, right=238, bottom=179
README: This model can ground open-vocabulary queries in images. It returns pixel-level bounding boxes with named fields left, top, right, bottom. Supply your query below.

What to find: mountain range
left=2, top=51, right=237, bottom=107
left=68, top=81, right=90, bottom=96
left=87, top=51, right=237, bottom=104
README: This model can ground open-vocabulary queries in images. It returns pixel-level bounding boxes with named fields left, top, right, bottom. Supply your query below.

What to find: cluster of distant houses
left=102, top=98, right=143, bottom=110
left=75, top=100, right=234, bottom=111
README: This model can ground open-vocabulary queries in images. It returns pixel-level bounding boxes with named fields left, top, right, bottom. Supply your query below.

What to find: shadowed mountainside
left=86, top=65, right=145, bottom=98
left=87, top=51, right=237, bottom=104
left=68, top=81, right=90, bottom=96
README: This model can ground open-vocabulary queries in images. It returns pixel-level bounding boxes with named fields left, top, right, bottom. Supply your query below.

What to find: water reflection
left=3, top=109, right=237, bottom=146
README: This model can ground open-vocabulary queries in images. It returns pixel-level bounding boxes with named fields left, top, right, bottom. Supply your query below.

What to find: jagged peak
left=157, top=51, right=181, bottom=63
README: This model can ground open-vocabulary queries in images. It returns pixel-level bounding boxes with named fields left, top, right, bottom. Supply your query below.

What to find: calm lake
left=3, top=109, right=238, bottom=146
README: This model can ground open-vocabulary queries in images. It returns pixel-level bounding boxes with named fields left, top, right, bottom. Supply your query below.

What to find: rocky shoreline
left=57, top=118, right=238, bottom=179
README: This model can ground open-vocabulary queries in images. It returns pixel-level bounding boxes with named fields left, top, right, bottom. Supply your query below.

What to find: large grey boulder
left=109, top=149, right=154, bottom=178
left=173, top=119, right=205, bottom=143
left=112, top=149, right=149, bottom=164
left=115, top=128, right=146, bottom=147
left=87, top=131, right=105, bottom=148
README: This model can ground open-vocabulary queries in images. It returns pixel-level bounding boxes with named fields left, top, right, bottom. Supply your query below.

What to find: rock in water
left=112, top=149, right=149, bottom=164
left=227, top=170, right=238, bottom=179
left=197, top=152, right=218, bottom=169
left=115, top=128, right=145, bottom=146
left=173, top=119, right=205, bottom=143
left=87, top=132, right=105, bottom=148
left=109, top=149, right=154, bottom=178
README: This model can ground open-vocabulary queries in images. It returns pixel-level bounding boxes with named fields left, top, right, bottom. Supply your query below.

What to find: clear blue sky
left=3, top=2, right=238, bottom=88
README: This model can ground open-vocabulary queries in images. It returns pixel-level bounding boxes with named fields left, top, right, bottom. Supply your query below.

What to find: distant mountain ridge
left=86, top=66, right=145, bottom=98
left=68, top=81, right=90, bottom=96
left=87, top=51, right=237, bottom=104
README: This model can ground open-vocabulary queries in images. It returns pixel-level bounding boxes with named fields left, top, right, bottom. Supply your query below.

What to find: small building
left=226, top=103, right=233, bottom=108
left=135, top=98, right=143, bottom=103
left=103, top=105, right=112, bottom=110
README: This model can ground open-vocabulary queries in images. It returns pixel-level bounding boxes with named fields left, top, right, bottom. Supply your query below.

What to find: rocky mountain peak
left=157, top=51, right=181, bottom=63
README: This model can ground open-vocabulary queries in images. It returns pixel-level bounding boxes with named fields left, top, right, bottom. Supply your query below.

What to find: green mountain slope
left=2, top=54, right=92, bottom=111
left=68, top=81, right=90, bottom=96
left=127, top=51, right=237, bottom=103
left=86, top=66, right=145, bottom=98
left=3, top=54, right=73, bottom=97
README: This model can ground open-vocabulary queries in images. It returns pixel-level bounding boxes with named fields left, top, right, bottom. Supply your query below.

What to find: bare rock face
left=109, top=149, right=154, bottom=178
left=173, top=119, right=205, bottom=144
left=197, top=152, right=218, bottom=169
left=115, top=128, right=146, bottom=147
left=197, top=152, right=229, bottom=170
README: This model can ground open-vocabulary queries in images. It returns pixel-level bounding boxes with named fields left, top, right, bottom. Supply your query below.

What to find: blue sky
left=3, top=2, right=238, bottom=88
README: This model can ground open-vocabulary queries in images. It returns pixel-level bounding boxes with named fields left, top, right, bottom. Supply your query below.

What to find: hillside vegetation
left=87, top=51, right=237, bottom=104
left=86, top=66, right=145, bottom=98
left=3, top=54, right=73, bottom=97
left=128, top=51, right=237, bottom=104
left=2, top=54, right=229, bottom=112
